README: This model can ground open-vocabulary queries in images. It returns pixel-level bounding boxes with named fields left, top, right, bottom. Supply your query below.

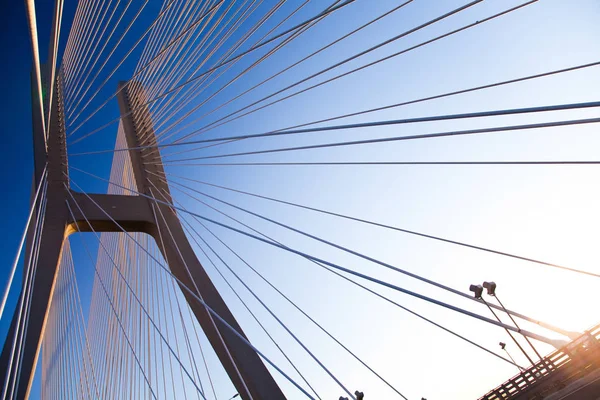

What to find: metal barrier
left=479, top=324, right=600, bottom=399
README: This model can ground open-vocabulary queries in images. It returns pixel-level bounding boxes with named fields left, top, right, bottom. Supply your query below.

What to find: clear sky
left=2, top=0, right=600, bottom=399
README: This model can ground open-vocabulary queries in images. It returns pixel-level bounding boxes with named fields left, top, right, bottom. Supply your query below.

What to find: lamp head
left=483, top=281, right=497, bottom=295
left=469, top=284, right=483, bottom=298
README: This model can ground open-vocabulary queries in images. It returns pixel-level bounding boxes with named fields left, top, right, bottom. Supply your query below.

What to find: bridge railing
left=479, top=323, right=600, bottom=400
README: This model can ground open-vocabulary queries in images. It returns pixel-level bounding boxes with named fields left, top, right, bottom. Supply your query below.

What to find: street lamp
left=483, top=281, right=496, bottom=295
left=499, top=342, right=525, bottom=372
left=339, top=390, right=364, bottom=400
left=483, top=281, right=544, bottom=363
left=469, top=284, right=483, bottom=299
left=470, top=282, right=536, bottom=367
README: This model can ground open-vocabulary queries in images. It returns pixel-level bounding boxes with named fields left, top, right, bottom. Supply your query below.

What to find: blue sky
left=2, top=0, right=600, bottom=398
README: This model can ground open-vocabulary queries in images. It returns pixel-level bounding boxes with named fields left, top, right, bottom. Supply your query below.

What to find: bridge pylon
left=0, top=73, right=285, bottom=399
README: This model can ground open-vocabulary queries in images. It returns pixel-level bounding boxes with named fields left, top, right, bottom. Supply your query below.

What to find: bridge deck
left=479, top=324, right=600, bottom=400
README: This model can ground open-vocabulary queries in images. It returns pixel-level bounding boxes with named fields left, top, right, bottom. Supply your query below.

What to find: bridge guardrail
left=478, top=323, right=600, bottom=400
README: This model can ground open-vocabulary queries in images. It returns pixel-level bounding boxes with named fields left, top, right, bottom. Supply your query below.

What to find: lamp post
left=484, top=282, right=544, bottom=362
left=500, top=342, right=524, bottom=373
left=469, top=284, right=536, bottom=367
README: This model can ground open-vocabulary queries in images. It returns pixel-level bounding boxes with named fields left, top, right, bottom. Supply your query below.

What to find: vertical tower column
left=0, top=72, right=70, bottom=400
left=116, top=81, right=286, bottom=400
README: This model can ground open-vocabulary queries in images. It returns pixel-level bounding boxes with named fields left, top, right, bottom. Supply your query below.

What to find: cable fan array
left=4, top=0, right=600, bottom=399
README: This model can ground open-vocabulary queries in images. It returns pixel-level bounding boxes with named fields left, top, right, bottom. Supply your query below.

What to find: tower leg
left=0, top=197, right=68, bottom=400
left=151, top=201, right=286, bottom=399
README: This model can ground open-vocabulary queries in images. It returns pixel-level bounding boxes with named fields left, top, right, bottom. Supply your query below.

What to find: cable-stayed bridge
left=2, top=0, right=600, bottom=398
